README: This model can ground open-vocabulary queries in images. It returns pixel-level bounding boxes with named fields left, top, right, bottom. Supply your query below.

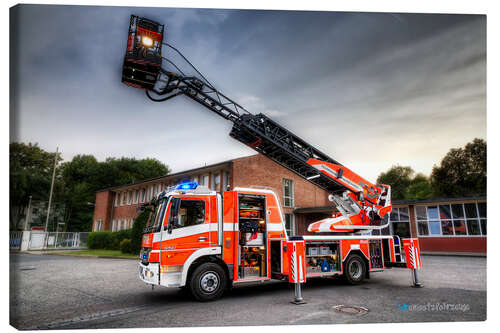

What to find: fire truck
left=122, top=15, right=423, bottom=302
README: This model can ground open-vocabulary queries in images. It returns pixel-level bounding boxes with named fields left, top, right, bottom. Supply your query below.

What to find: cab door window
left=173, top=200, right=206, bottom=228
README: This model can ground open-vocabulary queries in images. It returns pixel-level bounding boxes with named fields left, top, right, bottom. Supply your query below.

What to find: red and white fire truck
left=122, top=15, right=423, bottom=301
left=138, top=183, right=422, bottom=301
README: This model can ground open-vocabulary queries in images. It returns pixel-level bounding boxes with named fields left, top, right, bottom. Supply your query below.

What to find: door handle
left=198, top=237, right=208, bottom=242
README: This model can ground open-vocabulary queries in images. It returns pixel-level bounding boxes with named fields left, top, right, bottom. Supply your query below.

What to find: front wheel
left=343, top=254, right=366, bottom=285
left=189, top=263, right=227, bottom=302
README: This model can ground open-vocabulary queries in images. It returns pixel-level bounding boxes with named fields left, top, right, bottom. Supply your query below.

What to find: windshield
left=144, top=196, right=169, bottom=232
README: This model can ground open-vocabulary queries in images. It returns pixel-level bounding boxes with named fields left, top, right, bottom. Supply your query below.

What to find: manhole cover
left=332, top=305, right=369, bottom=315
left=19, top=266, right=36, bottom=271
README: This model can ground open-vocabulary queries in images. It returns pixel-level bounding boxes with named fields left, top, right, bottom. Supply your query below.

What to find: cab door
left=160, top=195, right=212, bottom=266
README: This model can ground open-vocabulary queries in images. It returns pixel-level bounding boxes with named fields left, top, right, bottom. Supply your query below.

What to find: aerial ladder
left=121, top=15, right=392, bottom=233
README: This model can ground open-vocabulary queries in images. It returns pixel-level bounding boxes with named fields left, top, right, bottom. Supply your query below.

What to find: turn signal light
left=160, top=265, right=183, bottom=273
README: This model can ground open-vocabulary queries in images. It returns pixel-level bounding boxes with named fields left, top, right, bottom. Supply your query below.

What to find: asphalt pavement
left=9, top=253, right=486, bottom=329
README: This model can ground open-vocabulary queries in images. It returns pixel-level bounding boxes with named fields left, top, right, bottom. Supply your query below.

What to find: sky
left=10, top=5, right=486, bottom=182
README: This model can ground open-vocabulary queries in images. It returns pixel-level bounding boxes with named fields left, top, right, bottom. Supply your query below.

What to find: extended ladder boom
left=121, top=15, right=392, bottom=232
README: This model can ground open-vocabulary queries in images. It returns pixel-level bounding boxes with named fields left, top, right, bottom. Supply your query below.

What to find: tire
left=189, top=262, right=227, bottom=302
left=343, top=254, right=366, bottom=285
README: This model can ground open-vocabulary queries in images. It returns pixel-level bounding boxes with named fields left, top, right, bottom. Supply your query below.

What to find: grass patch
left=55, top=249, right=138, bottom=258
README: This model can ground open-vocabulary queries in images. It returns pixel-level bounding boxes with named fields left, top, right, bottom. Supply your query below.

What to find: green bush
left=116, top=229, right=133, bottom=243
left=87, top=231, right=119, bottom=250
left=120, top=238, right=133, bottom=254
left=130, top=210, right=150, bottom=254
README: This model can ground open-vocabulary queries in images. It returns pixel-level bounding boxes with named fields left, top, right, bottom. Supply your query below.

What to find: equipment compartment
left=238, top=195, right=267, bottom=279
left=239, top=246, right=266, bottom=278
left=369, top=240, right=384, bottom=269
left=305, top=241, right=340, bottom=274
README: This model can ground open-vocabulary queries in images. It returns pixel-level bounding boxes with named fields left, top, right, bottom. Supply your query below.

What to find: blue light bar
left=176, top=182, right=199, bottom=190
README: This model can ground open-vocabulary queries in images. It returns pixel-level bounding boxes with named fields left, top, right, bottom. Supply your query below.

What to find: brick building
left=93, top=154, right=486, bottom=255
left=93, top=154, right=330, bottom=236
left=295, top=196, right=486, bottom=255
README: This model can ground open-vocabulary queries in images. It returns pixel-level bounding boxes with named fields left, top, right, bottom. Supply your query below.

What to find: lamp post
left=44, top=147, right=59, bottom=249
left=24, top=195, right=32, bottom=231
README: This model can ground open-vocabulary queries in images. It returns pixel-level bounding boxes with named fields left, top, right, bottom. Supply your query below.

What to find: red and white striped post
left=287, top=237, right=307, bottom=304
left=403, top=238, right=423, bottom=288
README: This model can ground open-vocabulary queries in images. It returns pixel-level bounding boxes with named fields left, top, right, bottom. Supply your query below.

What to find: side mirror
left=165, top=216, right=178, bottom=233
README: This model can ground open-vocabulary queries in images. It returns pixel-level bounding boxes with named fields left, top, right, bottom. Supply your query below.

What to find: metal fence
left=9, top=231, right=23, bottom=250
left=9, top=231, right=91, bottom=251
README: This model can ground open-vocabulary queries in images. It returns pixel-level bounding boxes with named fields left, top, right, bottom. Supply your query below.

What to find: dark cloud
left=10, top=5, right=486, bottom=181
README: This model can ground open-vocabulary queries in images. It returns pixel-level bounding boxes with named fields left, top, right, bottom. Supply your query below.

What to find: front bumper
left=138, top=262, right=159, bottom=285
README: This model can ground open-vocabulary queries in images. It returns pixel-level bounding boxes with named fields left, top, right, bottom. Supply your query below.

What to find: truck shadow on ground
left=143, top=276, right=363, bottom=305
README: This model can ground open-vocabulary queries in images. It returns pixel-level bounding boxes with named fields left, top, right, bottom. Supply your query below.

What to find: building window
left=141, top=188, right=146, bottom=203
left=157, top=184, right=162, bottom=194
left=427, top=206, right=441, bottom=235
left=121, top=193, right=126, bottom=206
left=212, top=173, right=220, bottom=191
left=127, top=191, right=133, bottom=205
left=200, top=174, right=209, bottom=187
left=223, top=171, right=230, bottom=191
left=415, top=202, right=486, bottom=237
left=149, top=186, right=154, bottom=201
left=285, top=214, right=294, bottom=236
left=283, top=179, right=294, bottom=207
left=388, top=207, right=411, bottom=238
left=115, top=194, right=120, bottom=207
left=112, top=220, right=117, bottom=232
left=94, top=220, right=103, bottom=231
left=478, top=202, right=486, bottom=235
left=134, top=190, right=139, bottom=204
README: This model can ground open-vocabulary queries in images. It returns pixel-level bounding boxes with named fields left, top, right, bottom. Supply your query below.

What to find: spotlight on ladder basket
left=122, top=15, right=164, bottom=90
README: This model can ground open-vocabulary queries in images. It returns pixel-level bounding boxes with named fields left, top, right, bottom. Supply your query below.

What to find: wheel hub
left=200, top=272, right=219, bottom=293
left=349, top=261, right=362, bottom=279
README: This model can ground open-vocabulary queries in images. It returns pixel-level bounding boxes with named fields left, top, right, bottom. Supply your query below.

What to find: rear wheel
left=343, top=254, right=366, bottom=285
left=189, top=263, right=227, bottom=302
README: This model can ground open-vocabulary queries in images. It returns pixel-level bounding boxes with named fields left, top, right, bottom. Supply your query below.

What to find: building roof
left=294, top=194, right=487, bottom=214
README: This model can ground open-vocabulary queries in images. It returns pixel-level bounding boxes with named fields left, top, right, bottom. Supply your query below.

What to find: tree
left=9, top=143, right=62, bottom=230
left=377, top=167, right=434, bottom=200
left=10, top=141, right=171, bottom=232
left=59, top=155, right=170, bottom=231
left=130, top=210, right=151, bottom=254
left=59, top=155, right=100, bottom=231
left=406, top=173, right=433, bottom=200
left=96, top=157, right=170, bottom=189
left=376, top=165, right=414, bottom=200
left=431, top=138, right=486, bottom=197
